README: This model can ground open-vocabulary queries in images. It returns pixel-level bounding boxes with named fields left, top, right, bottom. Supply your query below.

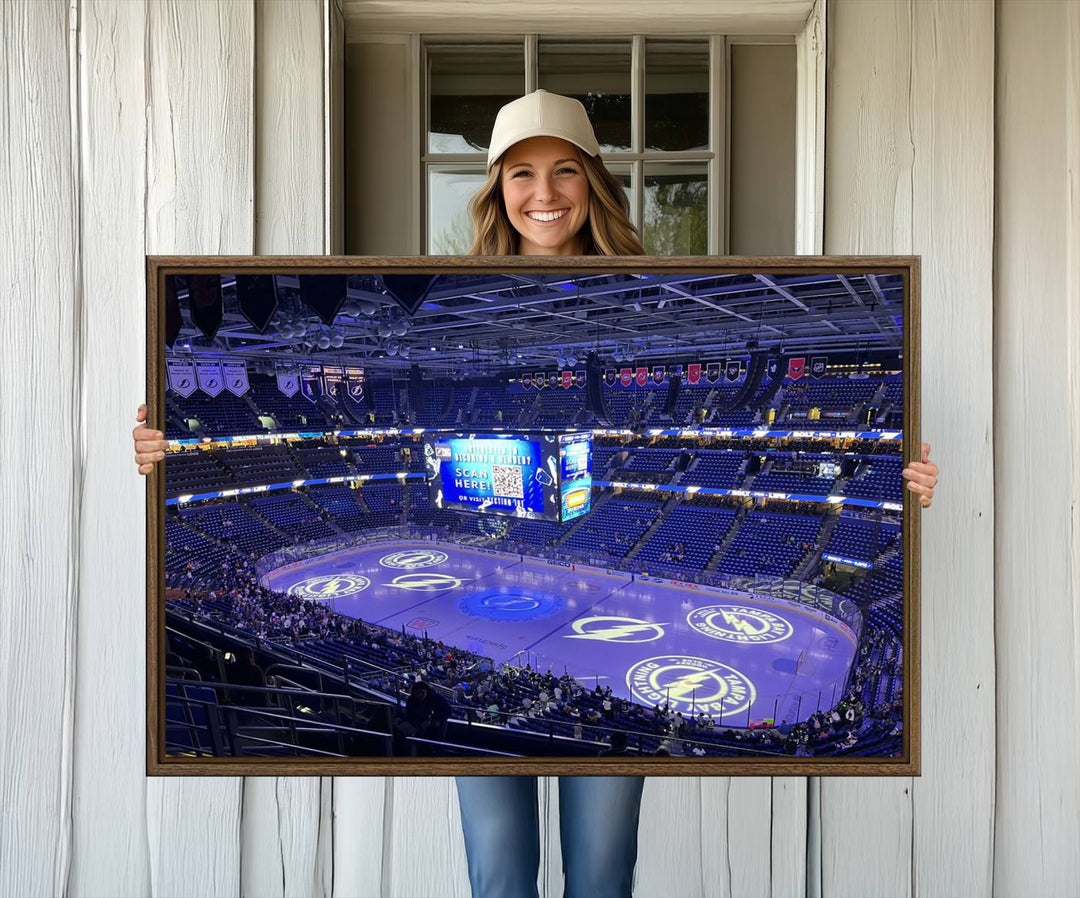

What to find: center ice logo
left=627, top=655, right=756, bottom=716
left=459, top=587, right=564, bottom=621
left=686, top=604, right=793, bottom=644
left=565, top=616, right=667, bottom=643
left=289, top=574, right=370, bottom=600
left=379, top=549, right=449, bottom=570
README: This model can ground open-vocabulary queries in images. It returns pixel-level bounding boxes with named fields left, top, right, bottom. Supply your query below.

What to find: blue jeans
left=455, top=776, right=646, bottom=898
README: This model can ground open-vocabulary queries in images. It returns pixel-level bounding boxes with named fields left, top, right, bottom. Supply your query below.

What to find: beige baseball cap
left=486, top=90, right=601, bottom=169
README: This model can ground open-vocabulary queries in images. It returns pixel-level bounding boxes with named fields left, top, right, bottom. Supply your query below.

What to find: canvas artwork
left=148, top=257, right=919, bottom=776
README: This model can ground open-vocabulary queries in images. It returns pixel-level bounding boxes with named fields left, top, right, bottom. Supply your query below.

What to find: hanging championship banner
left=810, top=356, right=828, bottom=378
left=195, top=360, right=224, bottom=397
left=522, top=372, right=533, bottom=389
left=345, top=367, right=365, bottom=402
left=166, top=358, right=197, bottom=398
left=725, top=359, right=741, bottom=382
left=222, top=360, right=249, bottom=397
left=561, top=370, right=573, bottom=389
left=535, top=371, right=547, bottom=389
left=687, top=363, right=702, bottom=385
left=767, top=357, right=779, bottom=378
left=669, top=364, right=683, bottom=380
left=322, top=365, right=343, bottom=403
left=575, top=370, right=586, bottom=386
left=635, top=366, right=648, bottom=386
left=277, top=365, right=300, bottom=397
left=706, top=362, right=721, bottom=383
left=788, top=357, right=806, bottom=380
left=300, top=364, right=322, bottom=403
left=652, top=365, right=666, bottom=384
left=548, top=372, right=559, bottom=388
left=604, top=368, right=616, bottom=387
left=620, top=367, right=633, bottom=387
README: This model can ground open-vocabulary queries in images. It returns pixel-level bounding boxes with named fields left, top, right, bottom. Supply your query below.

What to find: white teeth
left=527, top=209, right=567, bottom=222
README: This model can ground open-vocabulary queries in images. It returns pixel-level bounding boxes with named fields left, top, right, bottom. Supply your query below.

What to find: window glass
left=604, top=163, right=634, bottom=216
left=428, top=167, right=488, bottom=254
left=645, top=40, right=710, bottom=152
left=428, top=44, right=525, bottom=154
left=538, top=40, right=632, bottom=153
left=643, top=163, right=708, bottom=255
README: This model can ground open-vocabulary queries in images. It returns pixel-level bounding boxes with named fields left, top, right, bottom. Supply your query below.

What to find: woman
left=133, top=91, right=939, bottom=898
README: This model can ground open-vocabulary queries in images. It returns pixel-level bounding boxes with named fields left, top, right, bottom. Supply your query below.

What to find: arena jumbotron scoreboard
left=424, top=432, right=593, bottom=523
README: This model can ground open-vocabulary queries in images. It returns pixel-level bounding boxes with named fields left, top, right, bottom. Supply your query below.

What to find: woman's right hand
left=133, top=403, right=168, bottom=475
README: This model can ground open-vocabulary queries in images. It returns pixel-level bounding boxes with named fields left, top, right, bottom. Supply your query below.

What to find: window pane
left=538, top=40, right=631, bottom=153
left=643, top=163, right=707, bottom=255
left=604, top=163, right=634, bottom=221
left=428, top=167, right=487, bottom=254
left=645, top=40, right=709, bottom=152
left=428, top=44, right=524, bottom=154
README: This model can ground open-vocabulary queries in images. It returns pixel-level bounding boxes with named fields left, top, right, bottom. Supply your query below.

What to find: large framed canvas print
left=146, top=256, right=920, bottom=776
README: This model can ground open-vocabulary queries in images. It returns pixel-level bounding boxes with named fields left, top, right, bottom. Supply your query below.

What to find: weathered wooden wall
left=0, top=1, right=1075, bottom=896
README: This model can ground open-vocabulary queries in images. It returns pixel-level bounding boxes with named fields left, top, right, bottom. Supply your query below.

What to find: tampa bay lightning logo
left=289, top=574, right=370, bottom=600
left=459, top=587, right=565, bottom=622
left=687, top=604, right=793, bottom=644
left=379, top=549, right=448, bottom=570
left=386, top=572, right=467, bottom=591
left=627, top=655, right=756, bottom=716
left=565, top=616, right=667, bottom=643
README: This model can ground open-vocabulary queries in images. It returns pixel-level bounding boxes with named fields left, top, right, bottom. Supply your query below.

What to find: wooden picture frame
left=147, top=255, right=920, bottom=776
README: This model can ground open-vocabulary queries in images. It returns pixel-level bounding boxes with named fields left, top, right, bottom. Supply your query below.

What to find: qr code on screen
left=491, top=464, right=524, bottom=499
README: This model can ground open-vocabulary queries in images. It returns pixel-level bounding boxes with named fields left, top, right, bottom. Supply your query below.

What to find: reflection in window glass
left=538, top=41, right=632, bottom=153
left=428, top=168, right=487, bottom=254
left=428, top=44, right=524, bottom=154
left=604, top=163, right=634, bottom=219
left=645, top=41, right=709, bottom=152
left=643, top=163, right=707, bottom=255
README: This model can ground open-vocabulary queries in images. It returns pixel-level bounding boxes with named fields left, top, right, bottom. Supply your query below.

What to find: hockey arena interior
left=162, top=270, right=907, bottom=761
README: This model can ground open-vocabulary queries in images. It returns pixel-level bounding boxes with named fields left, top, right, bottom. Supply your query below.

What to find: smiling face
left=499, top=136, right=591, bottom=255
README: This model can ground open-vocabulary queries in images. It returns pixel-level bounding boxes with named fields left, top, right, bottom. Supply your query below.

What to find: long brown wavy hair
left=468, top=149, right=645, bottom=256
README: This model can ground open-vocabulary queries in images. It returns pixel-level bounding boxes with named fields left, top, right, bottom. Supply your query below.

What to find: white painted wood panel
left=907, top=3, right=995, bottom=895
left=994, top=2, right=1080, bottom=894
left=382, top=777, right=471, bottom=897
left=0, top=2, right=78, bottom=896
left=144, top=2, right=255, bottom=894
left=822, top=5, right=915, bottom=891
left=255, top=0, right=326, bottom=257
left=824, top=3, right=996, bottom=898
left=333, top=778, right=388, bottom=897
left=243, top=3, right=331, bottom=897
left=70, top=2, right=152, bottom=895
left=634, top=777, right=711, bottom=897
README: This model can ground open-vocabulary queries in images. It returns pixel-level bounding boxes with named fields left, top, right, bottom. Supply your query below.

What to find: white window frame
left=396, top=2, right=826, bottom=256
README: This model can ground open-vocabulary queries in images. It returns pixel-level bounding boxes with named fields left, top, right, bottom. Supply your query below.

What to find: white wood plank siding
left=0, top=1, right=78, bottom=896
left=994, top=2, right=1080, bottom=894
left=907, top=3, right=995, bottom=895
left=70, top=2, right=152, bottom=895
left=822, top=6, right=915, bottom=890
left=823, top=2, right=996, bottom=896
left=243, top=3, right=331, bottom=897
left=383, top=777, right=472, bottom=897
left=255, top=0, right=326, bottom=257
left=144, top=2, right=254, bottom=894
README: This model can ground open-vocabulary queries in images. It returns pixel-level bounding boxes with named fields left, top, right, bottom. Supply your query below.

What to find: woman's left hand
left=902, top=442, right=938, bottom=508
